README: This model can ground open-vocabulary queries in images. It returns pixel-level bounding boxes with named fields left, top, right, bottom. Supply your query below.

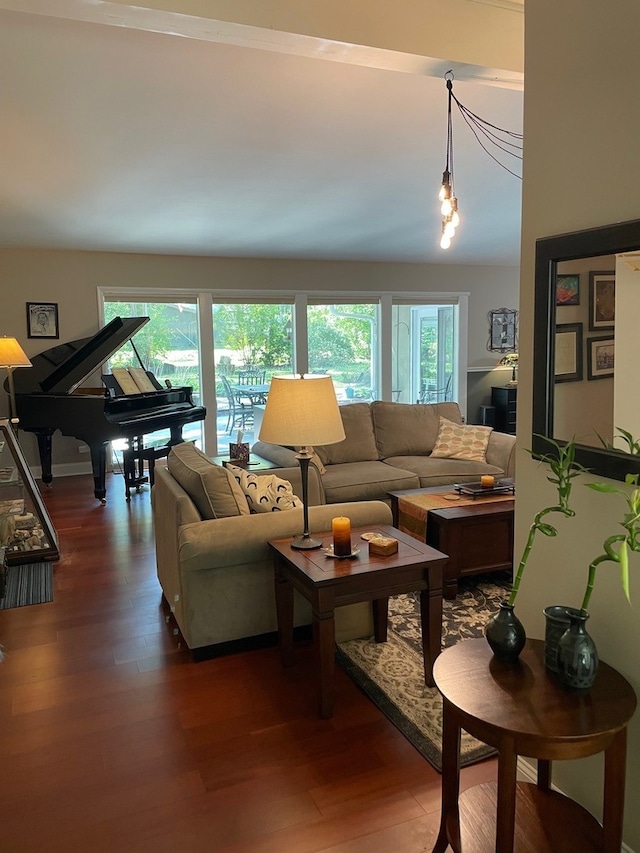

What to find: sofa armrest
left=486, top=431, right=516, bottom=479
left=176, top=500, right=392, bottom=573
left=251, top=440, right=298, bottom=467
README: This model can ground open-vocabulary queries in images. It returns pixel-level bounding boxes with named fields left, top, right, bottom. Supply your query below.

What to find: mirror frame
left=532, top=217, right=640, bottom=481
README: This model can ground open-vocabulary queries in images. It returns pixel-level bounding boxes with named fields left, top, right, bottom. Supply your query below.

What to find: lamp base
left=291, top=533, right=322, bottom=550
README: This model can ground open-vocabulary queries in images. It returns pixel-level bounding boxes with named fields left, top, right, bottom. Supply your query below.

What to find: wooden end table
left=269, top=523, right=448, bottom=719
left=432, top=638, right=637, bottom=852
left=388, top=486, right=514, bottom=599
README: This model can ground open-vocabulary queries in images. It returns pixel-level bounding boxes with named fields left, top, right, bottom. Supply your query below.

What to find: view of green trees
left=104, top=301, right=377, bottom=401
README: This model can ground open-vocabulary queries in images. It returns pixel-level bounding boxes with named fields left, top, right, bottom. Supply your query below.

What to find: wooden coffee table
left=389, top=486, right=515, bottom=599
left=269, top=523, right=448, bottom=719
left=432, top=639, right=637, bottom=852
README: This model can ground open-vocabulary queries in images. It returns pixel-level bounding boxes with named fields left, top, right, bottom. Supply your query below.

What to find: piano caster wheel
left=100, top=498, right=106, bottom=505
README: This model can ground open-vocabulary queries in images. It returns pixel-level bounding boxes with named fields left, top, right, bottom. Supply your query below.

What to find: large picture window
left=100, top=289, right=465, bottom=455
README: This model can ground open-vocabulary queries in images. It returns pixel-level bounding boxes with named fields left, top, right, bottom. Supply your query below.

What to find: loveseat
left=152, top=441, right=392, bottom=653
left=252, top=400, right=516, bottom=504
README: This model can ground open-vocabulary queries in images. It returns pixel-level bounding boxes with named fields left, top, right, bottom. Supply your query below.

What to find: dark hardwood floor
left=0, top=471, right=496, bottom=852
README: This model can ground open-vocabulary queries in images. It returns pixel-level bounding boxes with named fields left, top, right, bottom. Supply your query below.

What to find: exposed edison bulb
left=444, top=219, right=456, bottom=239
left=441, top=197, right=452, bottom=217
left=450, top=197, right=460, bottom=227
left=439, top=171, right=451, bottom=201
left=440, top=232, right=451, bottom=249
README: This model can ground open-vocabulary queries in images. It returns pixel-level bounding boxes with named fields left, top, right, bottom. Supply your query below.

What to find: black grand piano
left=12, top=316, right=206, bottom=503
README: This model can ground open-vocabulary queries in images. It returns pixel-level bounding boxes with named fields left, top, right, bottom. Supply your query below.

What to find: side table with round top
left=432, top=638, right=636, bottom=853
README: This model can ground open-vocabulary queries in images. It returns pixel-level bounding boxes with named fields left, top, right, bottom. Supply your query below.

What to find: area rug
left=336, top=572, right=512, bottom=771
left=0, top=561, right=54, bottom=609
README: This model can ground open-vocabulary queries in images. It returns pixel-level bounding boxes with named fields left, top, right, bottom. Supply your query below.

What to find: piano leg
left=34, top=430, right=54, bottom=487
left=89, top=443, right=108, bottom=504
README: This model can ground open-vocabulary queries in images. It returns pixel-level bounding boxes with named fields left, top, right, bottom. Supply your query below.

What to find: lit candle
left=481, top=475, right=495, bottom=488
left=332, top=517, right=352, bottom=557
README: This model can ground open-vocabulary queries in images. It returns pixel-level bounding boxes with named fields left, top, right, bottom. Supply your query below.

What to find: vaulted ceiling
left=0, top=1, right=524, bottom=265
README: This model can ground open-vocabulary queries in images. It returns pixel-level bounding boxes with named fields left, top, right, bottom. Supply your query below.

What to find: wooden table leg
left=372, top=597, right=389, bottom=642
left=495, top=737, right=518, bottom=853
left=273, top=559, right=294, bottom=667
left=602, top=728, right=627, bottom=853
left=419, top=581, right=443, bottom=687
left=313, top=607, right=336, bottom=719
left=433, top=698, right=462, bottom=853
left=537, top=758, right=552, bottom=790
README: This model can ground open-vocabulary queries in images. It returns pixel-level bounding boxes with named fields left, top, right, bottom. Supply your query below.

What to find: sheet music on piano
left=111, top=367, right=157, bottom=395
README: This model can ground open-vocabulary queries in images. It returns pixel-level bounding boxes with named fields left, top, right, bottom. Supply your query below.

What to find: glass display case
left=0, top=419, right=59, bottom=565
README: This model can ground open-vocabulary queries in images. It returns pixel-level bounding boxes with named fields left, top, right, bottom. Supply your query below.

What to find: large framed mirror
left=532, top=217, right=640, bottom=481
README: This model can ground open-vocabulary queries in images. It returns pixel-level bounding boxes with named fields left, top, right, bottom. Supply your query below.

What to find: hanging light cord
left=449, top=84, right=523, bottom=179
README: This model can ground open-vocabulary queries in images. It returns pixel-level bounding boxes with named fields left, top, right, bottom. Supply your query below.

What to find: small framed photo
left=26, top=302, right=59, bottom=339
left=555, top=322, right=583, bottom=383
left=556, top=273, right=580, bottom=306
left=587, top=336, right=614, bottom=380
left=588, top=271, right=615, bottom=331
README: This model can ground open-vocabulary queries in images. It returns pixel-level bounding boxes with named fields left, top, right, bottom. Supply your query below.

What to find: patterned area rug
left=0, top=561, right=53, bottom=609
left=336, top=572, right=512, bottom=771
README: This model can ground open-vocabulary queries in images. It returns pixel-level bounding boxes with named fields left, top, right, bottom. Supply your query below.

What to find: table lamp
left=0, top=337, right=32, bottom=424
left=500, top=352, right=518, bottom=386
left=259, top=375, right=345, bottom=549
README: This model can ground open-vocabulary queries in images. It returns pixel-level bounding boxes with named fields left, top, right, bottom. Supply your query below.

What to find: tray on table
left=453, top=479, right=515, bottom=499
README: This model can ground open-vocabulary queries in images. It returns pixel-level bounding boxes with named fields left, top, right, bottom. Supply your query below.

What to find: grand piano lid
left=21, top=316, right=150, bottom=395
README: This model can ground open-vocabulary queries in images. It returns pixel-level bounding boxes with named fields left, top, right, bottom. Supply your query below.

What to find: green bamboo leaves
left=508, top=437, right=586, bottom=607
left=583, top=472, right=640, bottom=610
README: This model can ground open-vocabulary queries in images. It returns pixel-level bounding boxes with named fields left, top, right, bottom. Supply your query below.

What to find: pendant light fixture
left=438, top=71, right=522, bottom=250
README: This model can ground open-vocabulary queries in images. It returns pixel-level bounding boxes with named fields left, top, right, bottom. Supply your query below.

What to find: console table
left=432, top=638, right=636, bottom=852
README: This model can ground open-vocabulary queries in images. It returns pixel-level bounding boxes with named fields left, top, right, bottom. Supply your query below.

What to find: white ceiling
left=0, top=5, right=524, bottom=265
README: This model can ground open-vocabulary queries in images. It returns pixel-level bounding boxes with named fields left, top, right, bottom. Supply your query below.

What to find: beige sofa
left=152, top=441, right=392, bottom=654
left=253, top=400, right=516, bottom=504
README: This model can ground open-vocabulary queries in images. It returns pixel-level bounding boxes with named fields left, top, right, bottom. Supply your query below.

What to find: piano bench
left=122, top=439, right=174, bottom=500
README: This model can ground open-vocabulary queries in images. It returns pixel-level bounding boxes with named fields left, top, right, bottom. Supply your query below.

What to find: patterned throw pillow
left=430, top=417, right=493, bottom=462
left=226, top=465, right=303, bottom=513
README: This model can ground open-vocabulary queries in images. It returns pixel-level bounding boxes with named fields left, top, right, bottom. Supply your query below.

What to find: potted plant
left=485, top=436, right=585, bottom=662
left=554, top=468, right=640, bottom=690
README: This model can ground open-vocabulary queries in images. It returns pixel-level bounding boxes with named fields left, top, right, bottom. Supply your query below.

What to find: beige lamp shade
left=259, top=375, right=345, bottom=447
left=0, top=337, right=32, bottom=368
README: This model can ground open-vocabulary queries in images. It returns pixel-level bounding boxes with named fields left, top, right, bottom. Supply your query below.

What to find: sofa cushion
left=321, top=460, right=419, bottom=503
left=371, top=401, right=463, bottom=458
left=314, top=402, right=380, bottom=465
left=167, top=442, right=249, bottom=519
left=430, top=417, right=493, bottom=462
left=386, top=455, right=505, bottom=488
left=227, top=464, right=302, bottom=513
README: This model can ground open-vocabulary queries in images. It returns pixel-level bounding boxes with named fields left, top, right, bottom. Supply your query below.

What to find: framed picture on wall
left=588, top=271, right=615, bottom=331
left=556, top=273, right=580, bottom=306
left=26, top=302, right=59, bottom=339
left=555, top=322, right=583, bottom=383
left=587, top=336, right=615, bottom=380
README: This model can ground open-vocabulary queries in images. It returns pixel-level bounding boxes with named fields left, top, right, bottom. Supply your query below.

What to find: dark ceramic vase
left=556, top=609, right=599, bottom=691
left=484, top=601, right=526, bottom=662
left=543, top=604, right=573, bottom=673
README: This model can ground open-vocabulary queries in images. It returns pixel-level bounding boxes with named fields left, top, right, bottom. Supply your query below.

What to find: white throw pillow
left=430, top=417, right=493, bottom=462
left=226, top=465, right=303, bottom=513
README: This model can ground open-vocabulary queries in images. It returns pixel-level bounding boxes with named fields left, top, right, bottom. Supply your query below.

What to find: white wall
left=520, top=2, right=640, bottom=849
